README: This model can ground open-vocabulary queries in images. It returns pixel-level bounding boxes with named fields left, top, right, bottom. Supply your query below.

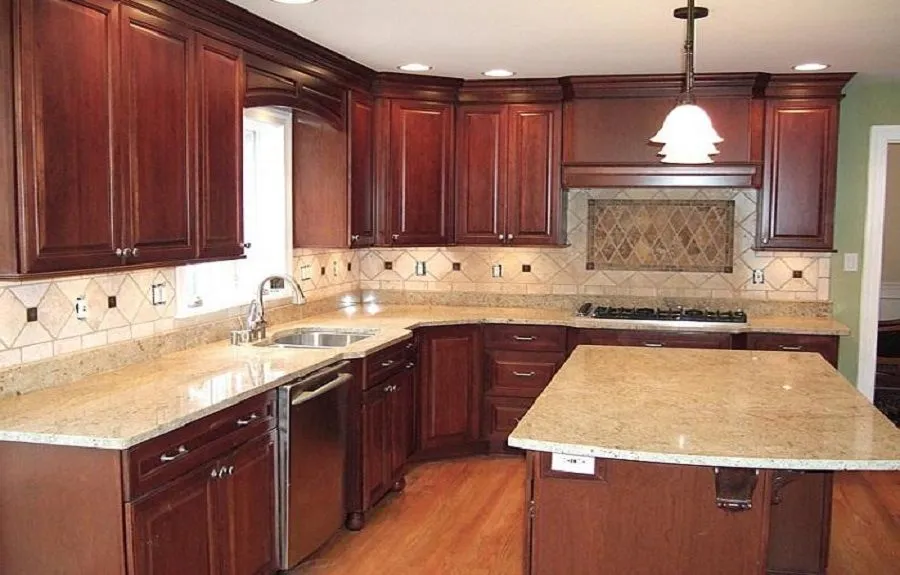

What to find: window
left=176, top=107, right=294, bottom=317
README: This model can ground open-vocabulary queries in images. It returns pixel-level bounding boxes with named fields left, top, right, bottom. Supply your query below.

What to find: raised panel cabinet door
left=758, top=100, right=838, bottom=251
left=349, top=92, right=376, bottom=247
left=418, top=326, right=482, bottom=452
left=455, top=105, right=508, bottom=245
left=197, top=35, right=244, bottom=260
left=388, top=367, right=416, bottom=478
left=15, top=0, right=123, bottom=273
left=126, top=461, right=218, bottom=575
left=362, top=383, right=391, bottom=509
left=388, top=100, right=454, bottom=246
left=121, top=6, right=196, bottom=263
left=219, top=431, right=277, bottom=575
left=506, top=104, right=562, bottom=246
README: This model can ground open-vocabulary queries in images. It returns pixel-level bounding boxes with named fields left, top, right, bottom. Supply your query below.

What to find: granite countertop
left=508, top=346, right=900, bottom=471
left=0, top=304, right=850, bottom=450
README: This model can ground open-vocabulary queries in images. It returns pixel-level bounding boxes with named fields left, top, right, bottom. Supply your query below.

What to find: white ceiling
left=227, top=0, right=900, bottom=80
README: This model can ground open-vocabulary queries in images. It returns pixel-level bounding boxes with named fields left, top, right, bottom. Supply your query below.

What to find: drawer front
left=485, top=396, right=534, bottom=441
left=124, top=391, right=276, bottom=500
left=487, top=350, right=565, bottom=397
left=484, top=324, right=567, bottom=352
left=746, top=333, right=839, bottom=367
left=365, top=339, right=417, bottom=389
left=578, top=329, right=733, bottom=350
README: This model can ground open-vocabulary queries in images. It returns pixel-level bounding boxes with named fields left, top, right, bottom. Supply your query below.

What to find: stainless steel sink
left=263, top=329, right=375, bottom=349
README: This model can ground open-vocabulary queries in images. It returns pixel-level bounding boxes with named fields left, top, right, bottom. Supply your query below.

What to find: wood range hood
left=559, top=72, right=853, bottom=189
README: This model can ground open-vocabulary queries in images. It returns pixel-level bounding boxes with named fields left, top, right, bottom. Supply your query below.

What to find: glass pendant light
left=651, top=0, right=723, bottom=164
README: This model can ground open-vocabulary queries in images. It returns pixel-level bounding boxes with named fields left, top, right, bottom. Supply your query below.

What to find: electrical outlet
left=491, top=264, right=503, bottom=278
left=332, top=261, right=338, bottom=277
left=843, top=253, right=859, bottom=272
left=415, top=261, right=427, bottom=276
left=75, top=297, right=88, bottom=320
left=752, top=269, right=765, bottom=285
left=300, top=265, right=312, bottom=281
left=550, top=453, right=595, bottom=475
left=151, top=283, right=167, bottom=306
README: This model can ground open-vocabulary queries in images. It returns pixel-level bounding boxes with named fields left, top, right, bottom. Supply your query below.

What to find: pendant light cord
left=682, top=0, right=696, bottom=105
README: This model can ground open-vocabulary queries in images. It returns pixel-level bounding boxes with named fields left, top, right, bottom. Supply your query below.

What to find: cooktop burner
left=576, top=303, right=747, bottom=324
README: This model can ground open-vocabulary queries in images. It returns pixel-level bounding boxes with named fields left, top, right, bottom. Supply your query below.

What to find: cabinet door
left=15, top=0, right=123, bottom=273
left=219, top=431, right=277, bottom=575
left=758, top=100, right=838, bottom=251
left=387, top=100, right=454, bottom=245
left=388, top=366, right=416, bottom=478
left=126, top=461, right=218, bottom=575
left=484, top=395, right=534, bottom=448
left=349, top=92, right=376, bottom=247
left=361, top=383, right=391, bottom=508
left=418, top=326, right=482, bottom=453
left=121, top=6, right=196, bottom=263
left=197, top=35, right=244, bottom=260
left=506, top=104, right=562, bottom=246
left=455, top=105, right=507, bottom=245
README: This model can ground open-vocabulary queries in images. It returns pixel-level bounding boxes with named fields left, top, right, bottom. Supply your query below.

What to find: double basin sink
left=260, top=328, right=375, bottom=349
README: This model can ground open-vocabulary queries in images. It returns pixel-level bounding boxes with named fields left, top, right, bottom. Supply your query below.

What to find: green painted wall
left=832, top=78, right=900, bottom=384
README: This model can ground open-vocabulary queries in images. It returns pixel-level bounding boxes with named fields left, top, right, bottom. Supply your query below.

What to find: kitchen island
left=509, top=346, right=900, bottom=575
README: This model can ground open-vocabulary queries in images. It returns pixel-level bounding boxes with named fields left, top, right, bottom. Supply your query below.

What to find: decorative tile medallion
left=587, top=199, right=734, bottom=273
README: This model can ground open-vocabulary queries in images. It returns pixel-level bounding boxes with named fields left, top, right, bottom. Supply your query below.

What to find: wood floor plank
left=292, top=458, right=900, bottom=575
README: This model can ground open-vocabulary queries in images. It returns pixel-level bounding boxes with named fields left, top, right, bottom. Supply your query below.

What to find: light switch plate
left=752, top=269, right=765, bottom=285
left=843, top=253, right=859, bottom=272
left=300, top=265, right=312, bottom=281
left=415, top=261, right=427, bottom=276
left=492, top=264, right=503, bottom=278
left=151, top=283, right=167, bottom=306
left=550, top=453, right=595, bottom=475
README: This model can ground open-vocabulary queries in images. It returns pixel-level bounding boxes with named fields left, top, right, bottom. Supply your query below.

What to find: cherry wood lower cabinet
left=525, top=451, right=834, bottom=575
left=417, top=325, right=483, bottom=457
left=744, top=333, right=839, bottom=368
left=574, top=328, right=733, bottom=350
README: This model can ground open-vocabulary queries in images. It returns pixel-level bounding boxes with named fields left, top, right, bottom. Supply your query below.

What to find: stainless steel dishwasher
left=277, top=361, right=352, bottom=571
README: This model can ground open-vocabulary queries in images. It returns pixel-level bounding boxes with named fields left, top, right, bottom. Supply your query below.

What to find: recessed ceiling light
left=398, top=63, right=433, bottom=72
left=483, top=69, right=516, bottom=78
left=792, top=63, right=830, bottom=72
left=271, top=0, right=318, bottom=4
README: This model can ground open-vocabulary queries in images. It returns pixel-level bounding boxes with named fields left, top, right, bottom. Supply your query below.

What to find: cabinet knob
left=131, top=247, right=139, bottom=258
left=115, top=247, right=124, bottom=257
left=391, top=234, right=400, bottom=242
left=242, top=242, right=252, bottom=249
left=406, top=362, right=416, bottom=370
left=498, top=234, right=506, bottom=241
left=122, top=247, right=133, bottom=257
left=507, top=234, right=514, bottom=242
left=351, top=235, right=360, bottom=242
left=384, top=385, right=392, bottom=393
left=227, top=465, right=235, bottom=476
left=762, top=238, right=769, bottom=245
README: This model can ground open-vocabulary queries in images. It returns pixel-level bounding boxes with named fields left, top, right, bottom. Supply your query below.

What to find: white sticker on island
left=550, top=453, right=596, bottom=475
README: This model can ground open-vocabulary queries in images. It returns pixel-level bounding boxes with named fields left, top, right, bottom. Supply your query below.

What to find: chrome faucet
left=232, top=274, right=306, bottom=345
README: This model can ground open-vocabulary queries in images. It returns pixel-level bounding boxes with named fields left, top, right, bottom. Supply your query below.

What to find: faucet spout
left=252, top=274, right=306, bottom=338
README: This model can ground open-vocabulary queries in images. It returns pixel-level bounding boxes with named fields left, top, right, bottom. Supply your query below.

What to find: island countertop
left=0, top=304, right=849, bottom=450
left=508, top=346, right=900, bottom=471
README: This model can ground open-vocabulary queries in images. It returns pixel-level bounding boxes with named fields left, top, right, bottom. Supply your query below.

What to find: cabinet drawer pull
left=380, top=359, right=396, bottom=368
left=513, top=371, right=536, bottom=378
left=642, top=342, right=665, bottom=348
left=236, top=413, right=259, bottom=427
left=406, top=362, right=416, bottom=370
left=160, top=445, right=188, bottom=463
left=779, top=345, right=804, bottom=351
left=512, top=336, right=537, bottom=342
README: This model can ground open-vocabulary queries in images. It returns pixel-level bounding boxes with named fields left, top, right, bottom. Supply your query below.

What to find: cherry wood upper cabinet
left=506, top=104, right=562, bottom=245
left=349, top=92, right=376, bottom=248
left=757, top=100, right=838, bottom=251
left=12, top=0, right=123, bottom=274
left=292, top=118, right=349, bottom=248
left=197, top=35, right=244, bottom=260
left=418, top=326, right=482, bottom=455
left=455, top=105, right=508, bottom=245
left=385, top=100, right=454, bottom=246
left=120, top=6, right=196, bottom=264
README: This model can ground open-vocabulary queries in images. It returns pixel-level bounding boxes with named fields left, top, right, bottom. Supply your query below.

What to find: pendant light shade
left=652, top=1, right=722, bottom=164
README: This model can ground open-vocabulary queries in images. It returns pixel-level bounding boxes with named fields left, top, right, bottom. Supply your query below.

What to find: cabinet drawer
left=487, top=350, right=565, bottom=397
left=577, top=329, right=733, bottom=350
left=484, top=325, right=567, bottom=352
left=746, top=333, right=838, bottom=367
left=365, top=339, right=417, bottom=389
left=484, top=396, right=534, bottom=442
left=124, top=391, right=276, bottom=500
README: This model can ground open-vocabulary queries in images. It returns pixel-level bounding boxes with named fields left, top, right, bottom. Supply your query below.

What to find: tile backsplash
left=359, top=188, right=832, bottom=302
left=0, top=248, right=358, bottom=370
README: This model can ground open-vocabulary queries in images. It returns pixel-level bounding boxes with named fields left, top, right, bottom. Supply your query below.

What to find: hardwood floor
left=293, top=457, right=900, bottom=575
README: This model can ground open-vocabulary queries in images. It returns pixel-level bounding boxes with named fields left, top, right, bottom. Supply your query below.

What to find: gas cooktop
left=575, top=303, right=747, bottom=324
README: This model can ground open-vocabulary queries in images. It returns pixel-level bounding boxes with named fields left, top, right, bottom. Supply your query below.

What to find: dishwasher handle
left=290, top=373, right=353, bottom=406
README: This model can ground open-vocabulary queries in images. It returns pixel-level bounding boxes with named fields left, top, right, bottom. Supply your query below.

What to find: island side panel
left=767, top=472, right=834, bottom=575
left=0, top=442, right=126, bottom=575
left=526, top=452, right=771, bottom=575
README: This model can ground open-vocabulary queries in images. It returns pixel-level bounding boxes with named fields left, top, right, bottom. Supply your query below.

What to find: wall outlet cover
left=752, top=269, right=765, bottom=285
left=151, top=283, right=167, bottom=306
left=300, top=265, right=312, bottom=281
left=491, top=264, right=503, bottom=278
left=75, top=297, right=88, bottom=320
left=844, top=253, right=859, bottom=272
left=415, top=261, right=427, bottom=276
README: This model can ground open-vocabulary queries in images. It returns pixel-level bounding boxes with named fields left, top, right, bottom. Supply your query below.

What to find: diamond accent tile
left=0, top=290, right=26, bottom=347
left=38, top=284, right=74, bottom=338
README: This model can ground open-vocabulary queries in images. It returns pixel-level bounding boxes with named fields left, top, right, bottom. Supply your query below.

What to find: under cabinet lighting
left=483, top=69, right=515, bottom=78
left=271, top=0, right=318, bottom=4
left=398, top=63, right=433, bottom=72
left=792, top=63, right=830, bottom=72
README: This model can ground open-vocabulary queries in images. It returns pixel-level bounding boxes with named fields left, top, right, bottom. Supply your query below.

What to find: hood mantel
left=560, top=72, right=853, bottom=190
